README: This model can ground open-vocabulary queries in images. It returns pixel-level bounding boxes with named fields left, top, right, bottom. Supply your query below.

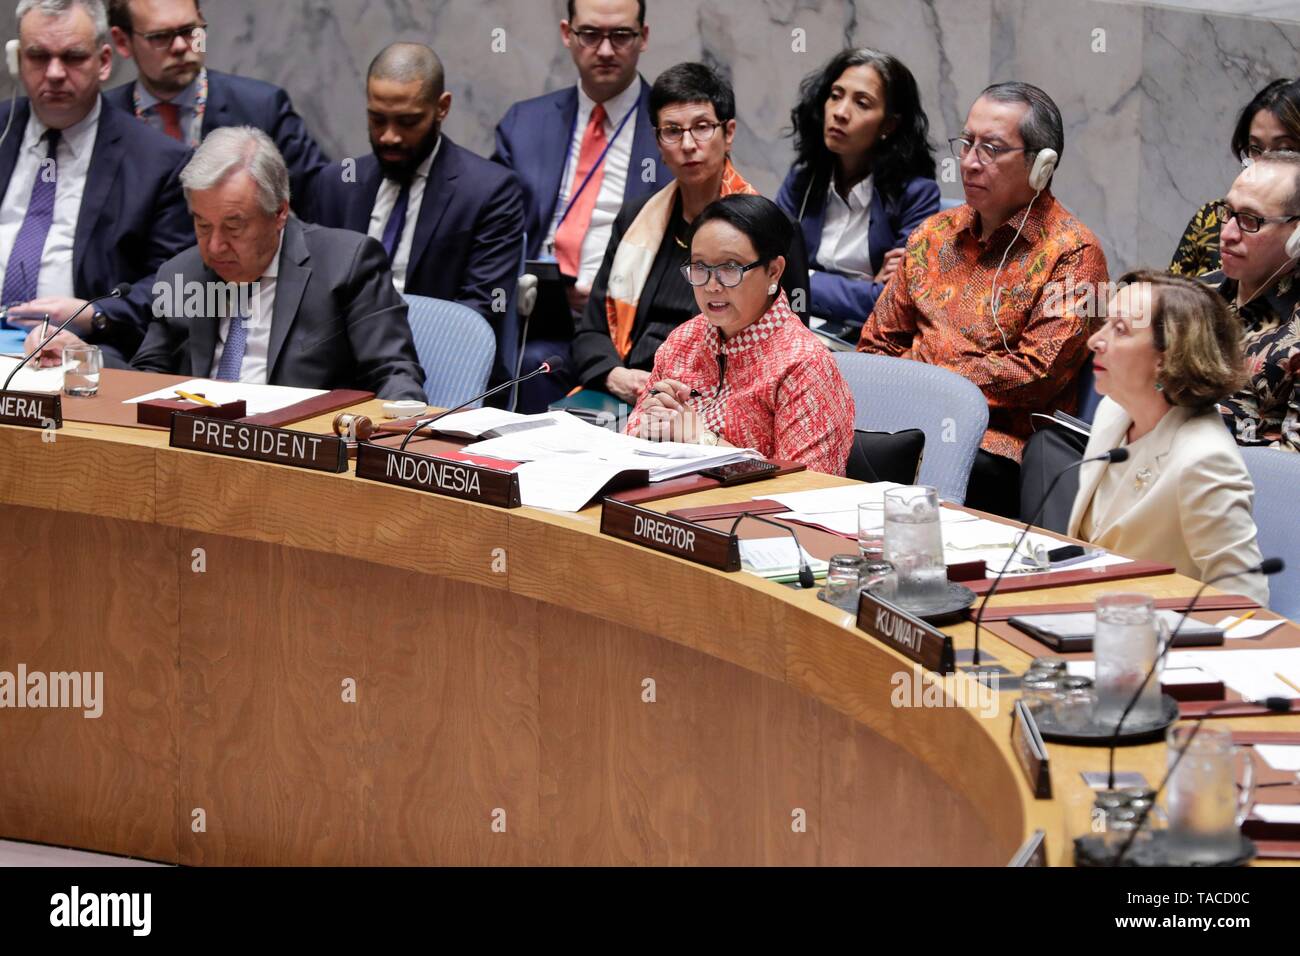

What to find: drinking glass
left=63, top=344, right=102, bottom=397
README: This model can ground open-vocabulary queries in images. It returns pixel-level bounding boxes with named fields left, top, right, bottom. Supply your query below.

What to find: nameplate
left=0, top=389, right=62, bottom=430
left=856, top=589, right=955, bottom=674
left=1011, top=700, right=1052, bottom=799
left=170, top=412, right=347, bottom=473
left=1006, top=829, right=1049, bottom=867
left=600, top=498, right=740, bottom=572
left=354, top=441, right=521, bottom=508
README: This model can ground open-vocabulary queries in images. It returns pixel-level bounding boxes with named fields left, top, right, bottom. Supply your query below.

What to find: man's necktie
left=553, top=103, right=608, bottom=277
left=2, top=129, right=61, bottom=307
left=155, top=102, right=184, bottom=141
left=215, top=311, right=249, bottom=382
left=381, top=181, right=412, bottom=264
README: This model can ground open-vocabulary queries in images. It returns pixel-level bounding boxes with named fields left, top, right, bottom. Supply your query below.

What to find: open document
left=456, top=411, right=763, bottom=511
left=125, top=379, right=327, bottom=416
left=0, top=355, right=64, bottom=393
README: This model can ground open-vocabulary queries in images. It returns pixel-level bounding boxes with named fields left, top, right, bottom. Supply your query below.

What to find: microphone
left=398, top=355, right=562, bottom=451
left=3, top=283, right=131, bottom=392
left=728, top=511, right=816, bottom=589
left=970, top=447, right=1129, bottom=668
left=1104, top=557, right=1284, bottom=789
left=1111, top=695, right=1292, bottom=866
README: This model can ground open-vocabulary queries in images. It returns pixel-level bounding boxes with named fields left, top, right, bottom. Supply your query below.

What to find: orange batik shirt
left=857, top=192, right=1108, bottom=461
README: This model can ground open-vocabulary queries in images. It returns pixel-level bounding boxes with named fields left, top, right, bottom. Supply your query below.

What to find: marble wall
left=1, top=0, right=1297, bottom=273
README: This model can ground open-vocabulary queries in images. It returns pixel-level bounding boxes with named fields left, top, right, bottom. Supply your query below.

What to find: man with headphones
left=1206, top=149, right=1300, bottom=451
left=857, top=81, right=1108, bottom=517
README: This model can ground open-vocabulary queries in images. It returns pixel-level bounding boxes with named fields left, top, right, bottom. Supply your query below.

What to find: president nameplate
left=0, top=389, right=62, bottom=430
left=856, top=589, right=956, bottom=674
left=170, top=412, right=348, bottom=473
left=600, top=498, right=740, bottom=571
left=354, top=441, right=521, bottom=508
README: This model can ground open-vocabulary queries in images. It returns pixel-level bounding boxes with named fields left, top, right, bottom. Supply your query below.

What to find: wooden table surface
left=0, top=395, right=1294, bottom=866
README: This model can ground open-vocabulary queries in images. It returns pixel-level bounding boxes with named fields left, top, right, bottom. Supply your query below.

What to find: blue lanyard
left=554, top=101, right=638, bottom=230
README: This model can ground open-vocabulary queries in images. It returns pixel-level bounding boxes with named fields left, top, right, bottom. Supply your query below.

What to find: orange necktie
left=156, top=102, right=184, bottom=141
left=554, top=103, right=608, bottom=277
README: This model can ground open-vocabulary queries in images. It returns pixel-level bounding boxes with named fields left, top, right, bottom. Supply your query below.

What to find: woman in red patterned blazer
left=628, top=195, right=856, bottom=475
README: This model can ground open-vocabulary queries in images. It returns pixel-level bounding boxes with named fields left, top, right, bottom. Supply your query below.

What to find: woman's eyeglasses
left=656, top=121, right=724, bottom=145
left=571, top=27, right=641, bottom=50
left=131, top=22, right=207, bottom=50
left=681, top=260, right=763, bottom=288
left=1209, top=199, right=1300, bottom=234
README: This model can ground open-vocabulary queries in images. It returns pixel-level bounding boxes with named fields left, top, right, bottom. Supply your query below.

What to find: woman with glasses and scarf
left=628, top=195, right=855, bottom=476
left=570, top=62, right=809, bottom=405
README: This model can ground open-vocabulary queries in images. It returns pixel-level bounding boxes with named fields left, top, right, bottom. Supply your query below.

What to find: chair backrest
left=1239, top=447, right=1300, bottom=618
left=832, top=352, right=988, bottom=504
left=402, top=293, right=496, bottom=409
left=1075, top=355, right=1102, bottom=424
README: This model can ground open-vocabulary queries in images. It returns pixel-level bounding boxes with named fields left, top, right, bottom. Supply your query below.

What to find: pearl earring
left=768, top=283, right=778, bottom=294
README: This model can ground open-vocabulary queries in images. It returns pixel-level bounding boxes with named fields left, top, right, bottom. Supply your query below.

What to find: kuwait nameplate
left=600, top=498, right=740, bottom=571
left=354, top=441, right=521, bottom=508
left=170, top=412, right=348, bottom=473
left=856, top=589, right=956, bottom=674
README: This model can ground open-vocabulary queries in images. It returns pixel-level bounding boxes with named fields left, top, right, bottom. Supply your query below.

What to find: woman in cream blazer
left=1068, top=271, right=1269, bottom=606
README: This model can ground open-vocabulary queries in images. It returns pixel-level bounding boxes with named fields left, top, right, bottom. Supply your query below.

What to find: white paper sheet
left=1215, top=615, right=1287, bottom=639
left=512, top=456, right=637, bottom=512
left=1254, top=745, right=1300, bottom=773
left=0, top=355, right=64, bottom=393
left=738, top=538, right=829, bottom=577
left=1068, top=661, right=1217, bottom=686
left=124, top=378, right=326, bottom=416
left=1166, top=648, right=1300, bottom=702
left=763, top=482, right=907, bottom=515
left=1252, top=804, right=1300, bottom=823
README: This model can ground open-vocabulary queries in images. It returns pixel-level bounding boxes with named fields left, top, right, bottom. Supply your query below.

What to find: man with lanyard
left=493, top=0, right=667, bottom=412
left=105, top=0, right=328, bottom=214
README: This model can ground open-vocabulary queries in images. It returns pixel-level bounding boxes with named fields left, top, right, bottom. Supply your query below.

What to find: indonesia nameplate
left=354, top=441, right=521, bottom=508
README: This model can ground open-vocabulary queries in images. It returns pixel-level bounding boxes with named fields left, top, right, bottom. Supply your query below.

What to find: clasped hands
left=636, top=377, right=718, bottom=445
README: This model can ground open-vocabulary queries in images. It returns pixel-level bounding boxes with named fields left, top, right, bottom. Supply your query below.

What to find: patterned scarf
left=605, top=159, right=757, bottom=359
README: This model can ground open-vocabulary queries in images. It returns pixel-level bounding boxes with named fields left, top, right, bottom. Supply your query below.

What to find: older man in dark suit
left=1, top=0, right=192, bottom=363
left=104, top=0, right=328, bottom=213
left=29, top=126, right=426, bottom=400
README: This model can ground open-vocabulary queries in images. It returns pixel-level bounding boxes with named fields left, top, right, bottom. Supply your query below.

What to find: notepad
left=125, top=379, right=326, bottom=416
left=0, top=355, right=64, bottom=393
left=738, top=538, right=829, bottom=578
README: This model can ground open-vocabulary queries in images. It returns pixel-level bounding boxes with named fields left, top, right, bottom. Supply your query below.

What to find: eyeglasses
left=1209, top=199, right=1300, bottom=234
left=571, top=27, right=641, bottom=50
left=657, top=120, right=724, bottom=145
left=948, top=136, right=1027, bottom=166
left=131, top=22, right=207, bottom=50
left=681, top=260, right=764, bottom=288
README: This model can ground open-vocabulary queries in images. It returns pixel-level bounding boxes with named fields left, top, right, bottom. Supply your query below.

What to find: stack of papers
left=457, top=412, right=763, bottom=511
left=125, top=379, right=327, bottom=416
left=738, top=537, right=829, bottom=579
left=419, top=407, right=572, bottom=440
left=0, top=355, right=63, bottom=393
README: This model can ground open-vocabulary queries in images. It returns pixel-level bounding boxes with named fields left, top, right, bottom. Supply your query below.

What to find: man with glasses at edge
left=1201, top=151, right=1300, bottom=452
left=492, top=0, right=666, bottom=412
left=857, top=82, right=1108, bottom=518
left=104, top=0, right=328, bottom=214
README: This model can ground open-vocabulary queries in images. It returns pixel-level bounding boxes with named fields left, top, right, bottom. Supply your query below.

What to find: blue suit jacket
left=776, top=166, right=939, bottom=329
left=492, top=78, right=667, bottom=260
left=105, top=69, right=329, bottom=214
left=306, top=136, right=525, bottom=384
left=0, top=97, right=193, bottom=360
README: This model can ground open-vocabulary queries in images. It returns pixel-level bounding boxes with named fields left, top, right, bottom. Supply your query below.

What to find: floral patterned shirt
left=1170, top=200, right=1223, bottom=277
left=857, top=192, right=1109, bottom=461
left=627, top=292, right=856, bottom=475
left=1205, top=268, right=1300, bottom=452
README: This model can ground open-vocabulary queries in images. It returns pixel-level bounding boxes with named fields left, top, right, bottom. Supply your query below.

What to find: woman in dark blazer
left=776, top=48, right=939, bottom=341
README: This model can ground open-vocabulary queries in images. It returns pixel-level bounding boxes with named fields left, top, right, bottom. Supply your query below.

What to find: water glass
left=1093, top=593, right=1168, bottom=728
left=1165, top=723, right=1254, bottom=864
left=63, top=344, right=102, bottom=397
left=882, top=485, right=947, bottom=609
left=857, top=501, right=885, bottom=560
left=822, top=554, right=865, bottom=609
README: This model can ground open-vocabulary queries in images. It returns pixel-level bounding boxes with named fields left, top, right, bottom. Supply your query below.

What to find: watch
left=699, top=430, right=719, bottom=447
left=90, top=308, right=109, bottom=333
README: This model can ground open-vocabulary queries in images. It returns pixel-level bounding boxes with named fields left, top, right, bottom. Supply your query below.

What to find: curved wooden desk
left=0, top=404, right=1294, bottom=866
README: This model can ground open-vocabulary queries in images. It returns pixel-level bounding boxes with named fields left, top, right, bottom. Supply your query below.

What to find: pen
left=1275, top=672, right=1300, bottom=696
left=176, top=389, right=218, bottom=407
left=1224, top=609, right=1257, bottom=633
